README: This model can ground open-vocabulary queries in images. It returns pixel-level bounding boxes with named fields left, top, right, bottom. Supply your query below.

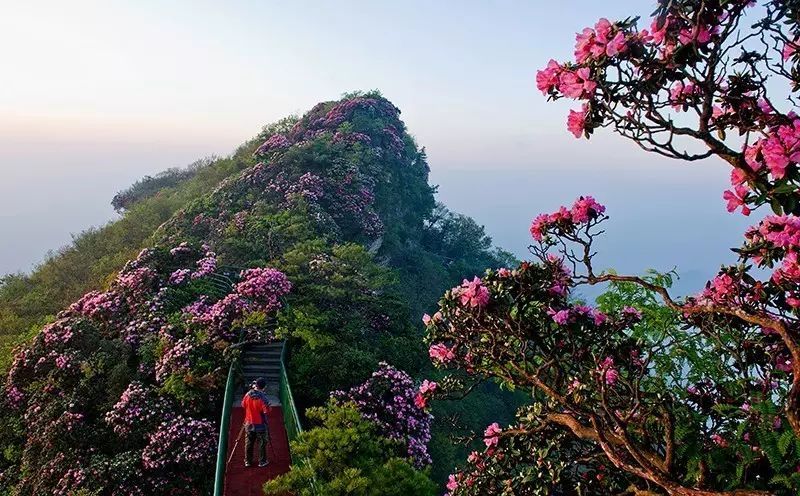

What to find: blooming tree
left=427, top=2, right=800, bottom=494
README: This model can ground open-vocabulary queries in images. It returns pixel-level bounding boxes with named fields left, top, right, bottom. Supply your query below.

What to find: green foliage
left=0, top=149, right=260, bottom=372
left=263, top=402, right=437, bottom=496
left=0, top=93, right=520, bottom=492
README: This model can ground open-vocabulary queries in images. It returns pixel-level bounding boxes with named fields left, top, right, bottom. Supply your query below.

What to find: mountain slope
left=0, top=92, right=516, bottom=493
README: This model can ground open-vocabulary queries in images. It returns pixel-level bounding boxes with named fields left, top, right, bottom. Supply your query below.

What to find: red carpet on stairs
left=223, top=406, right=292, bottom=496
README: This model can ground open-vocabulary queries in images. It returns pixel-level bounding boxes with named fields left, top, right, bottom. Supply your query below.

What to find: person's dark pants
left=245, top=429, right=268, bottom=465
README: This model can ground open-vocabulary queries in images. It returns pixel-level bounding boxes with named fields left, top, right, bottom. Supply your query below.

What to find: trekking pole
left=227, top=423, right=247, bottom=466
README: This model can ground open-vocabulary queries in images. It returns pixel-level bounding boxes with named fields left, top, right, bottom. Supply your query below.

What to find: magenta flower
left=558, top=68, right=596, bottom=99
left=483, top=422, right=502, bottom=447
left=723, top=185, right=751, bottom=216
left=535, top=59, right=563, bottom=94
left=419, top=380, right=438, bottom=395
left=570, top=195, right=605, bottom=223
left=456, top=277, right=490, bottom=308
left=567, top=103, right=589, bottom=138
left=599, top=356, right=619, bottom=385
left=550, top=309, right=571, bottom=325
left=710, top=433, right=728, bottom=448
left=429, top=343, right=456, bottom=364
left=446, top=474, right=459, bottom=492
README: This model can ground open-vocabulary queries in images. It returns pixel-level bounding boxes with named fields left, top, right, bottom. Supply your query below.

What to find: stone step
left=244, top=349, right=281, bottom=357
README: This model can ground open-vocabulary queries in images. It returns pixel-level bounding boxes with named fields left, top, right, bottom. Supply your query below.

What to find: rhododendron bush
left=1, top=92, right=511, bottom=492
left=0, top=243, right=290, bottom=494
left=426, top=2, right=800, bottom=494
left=333, top=362, right=434, bottom=468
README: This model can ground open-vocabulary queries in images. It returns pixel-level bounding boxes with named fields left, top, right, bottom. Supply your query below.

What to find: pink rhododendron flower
left=484, top=422, right=502, bottom=447
left=422, top=314, right=431, bottom=325
left=649, top=16, right=671, bottom=45
left=710, top=433, right=728, bottom=447
left=558, top=68, right=596, bottom=99
left=730, top=167, right=748, bottom=186
left=446, top=474, right=458, bottom=492
left=419, top=379, right=438, bottom=395
left=723, top=185, right=751, bottom=216
left=622, top=306, right=642, bottom=320
left=593, top=310, right=608, bottom=326
left=574, top=27, right=596, bottom=63
left=669, top=81, right=702, bottom=111
left=496, top=267, right=511, bottom=277
left=571, top=195, right=605, bottom=223
left=457, top=277, right=490, bottom=308
left=549, top=308, right=571, bottom=325
left=600, top=356, right=619, bottom=385
left=567, top=103, right=589, bottom=138
left=536, top=59, right=563, bottom=94
left=429, top=343, right=456, bottom=364
left=606, top=31, right=628, bottom=57
left=678, top=24, right=717, bottom=45
left=530, top=214, right=550, bottom=241
left=574, top=18, right=629, bottom=62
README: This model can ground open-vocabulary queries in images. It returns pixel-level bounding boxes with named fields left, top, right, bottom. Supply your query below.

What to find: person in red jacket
left=242, top=377, right=271, bottom=467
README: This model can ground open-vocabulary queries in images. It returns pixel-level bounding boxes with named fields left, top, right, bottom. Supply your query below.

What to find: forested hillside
left=0, top=92, right=518, bottom=493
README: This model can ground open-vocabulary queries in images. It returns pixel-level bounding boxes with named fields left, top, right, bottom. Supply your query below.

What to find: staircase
left=235, top=340, right=283, bottom=406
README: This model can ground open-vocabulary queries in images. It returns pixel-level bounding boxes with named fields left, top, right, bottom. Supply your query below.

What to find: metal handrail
left=279, top=343, right=303, bottom=443
left=213, top=339, right=310, bottom=495
left=213, top=360, right=237, bottom=496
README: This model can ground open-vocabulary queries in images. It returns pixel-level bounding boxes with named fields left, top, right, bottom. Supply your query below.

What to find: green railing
left=213, top=341, right=304, bottom=495
left=213, top=360, right=237, bottom=496
left=279, top=344, right=303, bottom=443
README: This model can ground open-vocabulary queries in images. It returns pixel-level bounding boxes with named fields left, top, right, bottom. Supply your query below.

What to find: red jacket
left=242, top=390, right=270, bottom=431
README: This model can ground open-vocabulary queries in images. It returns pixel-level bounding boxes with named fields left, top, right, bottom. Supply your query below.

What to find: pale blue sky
left=0, top=0, right=755, bottom=295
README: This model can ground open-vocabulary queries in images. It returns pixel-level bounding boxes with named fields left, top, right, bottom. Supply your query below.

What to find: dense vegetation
left=0, top=149, right=259, bottom=373
left=429, top=1, right=800, bottom=494
left=0, top=92, right=516, bottom=493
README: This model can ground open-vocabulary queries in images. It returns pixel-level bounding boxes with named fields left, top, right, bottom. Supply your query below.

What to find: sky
left=0, top=0, right=757, bottom=296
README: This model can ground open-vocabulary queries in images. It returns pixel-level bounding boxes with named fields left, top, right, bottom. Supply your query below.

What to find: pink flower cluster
left=483, top=422, right=501, bottom=448
left=321, top=97, right=400, bottom=129
left=235, top=267, right=293, bottom=313
left=599, top=356, right=619, bottom=385
left=414, top=379, right=438, bottom=409
left=141, top=417, right=216, bottom=470
left=454, top=277, right=490, bottom=308
left=745, top=120, right=800, bottom=180
left=284, top=172, right=324, bottom=203
left=42, top=321, right=75, bottom=347
left=155, top=337, right=193, bottom=382
left=567, top=103, right=590, bottom=138
left=69, top=290, right=124, bottom=321
left=104, top=382, right=173, bottom=437
left=669, top=81, right=703, bottom=111
left=548, top=304, right=608, bottom=326
left=574, top=18, right=629, bottom=63
left=332, top=362, right=433, bottom=467
left=697, top=273, right=739, bottom=305
left=530, top=196, right=606, bottom=241
left=191, top=251, right=217, bottom=280
left=543, top=66, right=596, bottom=99
left=169, top=242, right=191, bottom=257
left=254, top=133, right=291, bottom=156
left=333, top=131, right=371, bottom=145
left=429, top=343, right=456, bottom=364
left=168, top=268, right=191, bottom=285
